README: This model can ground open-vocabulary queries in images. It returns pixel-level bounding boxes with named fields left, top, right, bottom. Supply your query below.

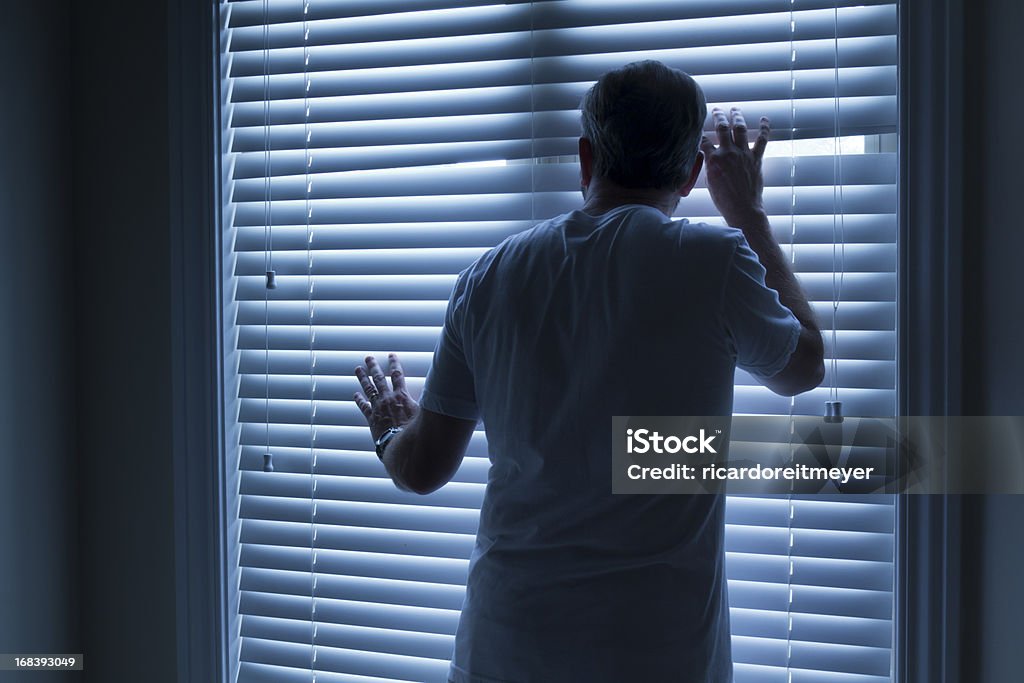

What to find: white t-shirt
left=420, top=204, right=801, bottom=683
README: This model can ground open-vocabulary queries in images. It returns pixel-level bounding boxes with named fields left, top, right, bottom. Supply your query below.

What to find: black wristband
left=374, top=427, right=402, bottom=459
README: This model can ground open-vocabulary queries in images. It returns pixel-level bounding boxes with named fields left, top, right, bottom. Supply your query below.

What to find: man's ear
left=578, top=137, right=594, bottom=190
left=678, top=152, right=704, bottom=198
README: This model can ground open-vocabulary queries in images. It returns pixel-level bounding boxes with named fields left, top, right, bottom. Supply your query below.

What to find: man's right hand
left=699, top=107, right=770, bottom=227
left=699, top=106, right=825, bottom=397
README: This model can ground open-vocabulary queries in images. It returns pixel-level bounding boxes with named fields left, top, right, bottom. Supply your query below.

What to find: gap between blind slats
left=229, top=94, right=895, bottom=139
left=230, top=154, right=896, bottom=200
left=232, top=129, right=894, bottom=179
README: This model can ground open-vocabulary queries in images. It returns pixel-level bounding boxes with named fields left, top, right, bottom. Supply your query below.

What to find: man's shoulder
left=463, top=212, right=747, bottom=278
left=639, top=219, right=742, bottom=270
left=675, top=220, right=745, bottom=248
left=473, top=212, right=572, bottom=263
left=456, top=218, right=554, bottom=288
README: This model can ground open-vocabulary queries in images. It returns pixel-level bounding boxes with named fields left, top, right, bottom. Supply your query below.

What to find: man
left=354, top=60, right=824, bottom=682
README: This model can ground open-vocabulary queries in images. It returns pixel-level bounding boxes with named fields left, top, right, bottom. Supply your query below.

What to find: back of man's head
left=580, top=60, right=707, bottom=191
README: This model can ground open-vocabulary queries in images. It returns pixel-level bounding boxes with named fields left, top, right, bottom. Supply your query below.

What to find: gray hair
left=580, top=60, right=707, bottom=191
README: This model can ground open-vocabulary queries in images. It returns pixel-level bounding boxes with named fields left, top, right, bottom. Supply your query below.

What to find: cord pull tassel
left=824, top=400, right=844, bottom=424
left=265, top=270, right=277, bottom=289
left=263, top=453, right=274, bottom=472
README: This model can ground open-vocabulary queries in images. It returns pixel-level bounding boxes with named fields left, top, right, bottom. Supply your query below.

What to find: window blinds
left=219, top=1, right=898, bottom=682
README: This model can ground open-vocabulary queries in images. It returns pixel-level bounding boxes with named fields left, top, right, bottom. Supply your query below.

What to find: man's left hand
left=354, top=353, right=419, bottom=441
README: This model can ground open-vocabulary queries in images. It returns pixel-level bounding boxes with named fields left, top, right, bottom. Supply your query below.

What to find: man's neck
left=580, top=176, right=680, bottom=218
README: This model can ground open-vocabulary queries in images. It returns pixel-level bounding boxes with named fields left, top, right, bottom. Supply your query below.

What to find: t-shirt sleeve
left=722, top=235, right=802, bottom=381
left=419, top=268, right=480, bottom=421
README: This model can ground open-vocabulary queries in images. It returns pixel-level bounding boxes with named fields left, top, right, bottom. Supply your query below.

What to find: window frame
left=168, top=1, right=230, bottom=682
left=897, top=1, right=972, bottom=682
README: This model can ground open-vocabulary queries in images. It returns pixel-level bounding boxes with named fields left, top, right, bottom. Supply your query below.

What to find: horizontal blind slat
left=228, top=88, right=892, bottom=132
left=228, top=8, right=892, bottom=74
left=733, top=663, right=893, bottom=683
left=241, top=518, right=476, bottom=558
left=240, top=471, right=485, bottom=508
left=240, top=496, right=482, bottom=535
left=229, top=29, right=894, bottom=78
left=234, top=241, right=895, bottom=276
left=240, top=592, right=460, bottom=635
left=240, top=543, right=470, bottom=585
left=229, top=64, right=896, bottom=106
left=240, top=637, right=450, bottom=682
left=727, top=578, right=893, bottom=615
left=729, top=608, right=892, bottom=648
left=230, top=214, right=897, bottom=250
left=241, top=566, right=467, bottom=610
left=241, top=615, right=455, bottom=662
left=234, top=360, right=894, bottom=404
left=229, top=6, right=894, bottom=58
left=238, top=660, right=411, bottom=683
left=228, top=0, right=893, bottom=29
left=231, top=185, right=897, bottom=225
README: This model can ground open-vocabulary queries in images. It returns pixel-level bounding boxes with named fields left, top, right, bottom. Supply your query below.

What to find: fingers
left=354, top=351, right=404, bottom=403
left=364, top=355, right=389, bottom=394
left=354, top=366, right=376, bottom=398
left=729, top=108, right=748, bottom=147
left=353, top=354, right=410, bottom=437
left=712, top=108, right=732, bottom=148
left=353, top=392, right=373, bottom=419
left=700, top=134, right=715, bottom=159
left=752, top=116, right=771, bottom=160
left=710, top=107, right=770, bottom=157
left=388, top=353, right=407, bottom=391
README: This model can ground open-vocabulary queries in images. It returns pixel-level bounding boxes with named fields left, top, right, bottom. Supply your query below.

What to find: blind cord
left=261, top=0, right=274, bottom=473
left=302, top=1, right=320, bottom=678
left=529, top=1, right=536, bottom=221
left=785, top=4, right=798, bottom=682
left=826, top=4, right=846, bottom=423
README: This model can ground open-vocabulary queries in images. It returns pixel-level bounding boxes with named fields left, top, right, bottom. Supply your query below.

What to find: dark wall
left=962, top=0, right=1024, bottom=413
left=0, top=3, right=79, bottom=682
left=959, top=0, right=1024, bottom=679
left=70, top=1, right=179, bottom=681
left=2, top=1, right=181, bottom=676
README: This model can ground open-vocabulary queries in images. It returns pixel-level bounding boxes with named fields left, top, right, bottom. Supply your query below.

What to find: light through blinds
left=218, top=1, right=898, bottom=682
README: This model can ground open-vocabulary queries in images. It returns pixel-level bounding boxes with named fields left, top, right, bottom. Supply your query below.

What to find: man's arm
left=354, top=354, right=476, bottom=494
left=700, top=107, right=825, bottom=396
left=379, top=408, right=476, bottom=495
